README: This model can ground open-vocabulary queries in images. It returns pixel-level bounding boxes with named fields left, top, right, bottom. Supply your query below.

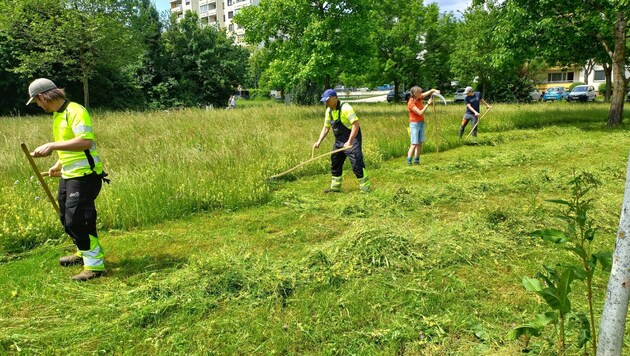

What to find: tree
left=1, top=0, right=142, bottom=108
left=501, top=0, right=629, bottom=126
left=418, top=7, right=457, bottom=91
left=367, top=0, right=428, bottom=101
left=450, top=1, right=505, bottom=98
left=235, top=0, right=374, bottom=104
left=598, top=153, right=630, bottom=355
left=159, top=11, right=249, bottom=108
left=131, top=0, right=165, bottom=108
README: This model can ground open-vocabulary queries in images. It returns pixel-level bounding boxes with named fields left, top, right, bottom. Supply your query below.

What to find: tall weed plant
left=0, top=102, right=610, bottom=254
left=511, top=171, right=612, bottom=355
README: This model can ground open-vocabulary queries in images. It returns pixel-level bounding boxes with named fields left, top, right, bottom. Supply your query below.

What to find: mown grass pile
left=1, top=100, right=630, bottom=353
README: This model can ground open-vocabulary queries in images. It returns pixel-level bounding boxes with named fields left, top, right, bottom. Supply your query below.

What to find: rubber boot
left=358, top=171, right=371, bottom=192
left=72, top=270, right=104, bottom=281
left=324, top=176, right=342, bottom=193
left=59, top=253, right=83, bottom=267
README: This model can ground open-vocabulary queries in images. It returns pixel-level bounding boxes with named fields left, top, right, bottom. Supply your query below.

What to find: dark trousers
left=58, top=173, right=102, bottom=251
left=331, top=139, right=365, bottom=178
left=459, top=115, right=478, bottom=138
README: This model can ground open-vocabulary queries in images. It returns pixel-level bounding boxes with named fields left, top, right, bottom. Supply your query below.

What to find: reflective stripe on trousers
left=330, top=176, right=342, bottom=191
left=79, top=235, right=105, bottom=271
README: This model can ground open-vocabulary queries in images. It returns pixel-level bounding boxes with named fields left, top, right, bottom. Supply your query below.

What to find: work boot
left=59, top=254, right=83, bottom=267
left=71, top=270, right=104, bottom=281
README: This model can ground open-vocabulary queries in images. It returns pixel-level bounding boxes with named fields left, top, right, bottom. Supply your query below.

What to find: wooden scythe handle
left=270, top=146, right=353, bottom=179
left=20, top=143, right=60, bottom=214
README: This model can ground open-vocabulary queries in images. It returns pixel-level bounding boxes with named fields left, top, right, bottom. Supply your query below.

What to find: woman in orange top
left=406, top=86, right=440, bottom=164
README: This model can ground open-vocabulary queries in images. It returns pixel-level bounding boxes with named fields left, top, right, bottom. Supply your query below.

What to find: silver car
left=453, top=88, right=466, bottom=102
left=566, top=85, right=597, bottom=102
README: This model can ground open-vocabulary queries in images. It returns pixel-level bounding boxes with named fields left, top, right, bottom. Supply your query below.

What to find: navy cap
left=320, top=89, right=337, bottom=102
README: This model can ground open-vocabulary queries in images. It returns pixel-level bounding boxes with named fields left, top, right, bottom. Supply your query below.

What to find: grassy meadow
left=1, top=100, right=630, bottom=354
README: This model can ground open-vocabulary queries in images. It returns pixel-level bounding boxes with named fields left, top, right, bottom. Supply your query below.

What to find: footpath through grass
left=1, top=101, right=630, bottom=353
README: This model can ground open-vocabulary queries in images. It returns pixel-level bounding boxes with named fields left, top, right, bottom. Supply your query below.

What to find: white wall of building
left=171, top=0, right=258, bottom=43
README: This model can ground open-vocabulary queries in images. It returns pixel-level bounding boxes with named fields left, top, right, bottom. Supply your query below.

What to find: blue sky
left=153, top=0, right=470, bottom=14
left=154, top=0, right=169, bottom=13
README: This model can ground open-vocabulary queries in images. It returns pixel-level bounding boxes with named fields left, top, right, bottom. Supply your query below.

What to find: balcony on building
left=170, top=0, right=183, bottom=13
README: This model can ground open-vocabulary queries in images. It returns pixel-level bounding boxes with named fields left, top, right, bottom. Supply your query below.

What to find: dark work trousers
left=331, top=139, right=365, bottom=179
left=330, top=114, right=365, bottom=178
left=58, top=173, right=102, bottom=251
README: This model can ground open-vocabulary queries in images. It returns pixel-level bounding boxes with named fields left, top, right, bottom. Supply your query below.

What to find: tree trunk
left=394, top=81, right=400, bottom=103
left=597, top=151, right=630, bottom=355
left=324, top=74, right=330, bottom=91
left=83, top=74, right=90, bottom=109
left=583, top=59, right=595, bottom=85
left=606, top=12, right=627, bottom=127
left=603, top=63, right=612, bottom=102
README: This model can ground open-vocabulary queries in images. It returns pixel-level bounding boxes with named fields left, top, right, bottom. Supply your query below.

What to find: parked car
left=543, top=87, right=566, bottom=101
left=386, top=90, right=411, bottom=102
left=566, top=85, right=597, bottom=102
left=453, top=88, right=467, bottom=102
left=528, top=90, right=543, bottom=102
left=377, top=84, right=393, bottom=91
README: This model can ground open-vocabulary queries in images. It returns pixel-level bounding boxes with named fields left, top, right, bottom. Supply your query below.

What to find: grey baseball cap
left=26, top=78, right=57, bottom=105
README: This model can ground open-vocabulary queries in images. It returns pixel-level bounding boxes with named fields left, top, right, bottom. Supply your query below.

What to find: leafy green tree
left=450, top=2, right=503, bottom=98
left=500, top=0, right=629, bottom=126
left=0, top=0, right=142, bottom=108
left=131, top=0, right=165, bottom=108
left=160, top=11, right=249, bottom=108
left=235, top=0, right=374, bottom=104
left=367, top=0, right=427, bottom=101
left=0, top=32, right=28, bottom=115
left=418, top=8, right=457, bottom=91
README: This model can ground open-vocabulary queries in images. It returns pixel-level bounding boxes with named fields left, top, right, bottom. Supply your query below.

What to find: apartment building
left=540, top=64, right=630, bottom=91
left=170, top=0, right=259, bottom=43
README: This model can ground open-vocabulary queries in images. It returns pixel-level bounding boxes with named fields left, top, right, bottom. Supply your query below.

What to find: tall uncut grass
left=0, top=101, right=620, bottom=254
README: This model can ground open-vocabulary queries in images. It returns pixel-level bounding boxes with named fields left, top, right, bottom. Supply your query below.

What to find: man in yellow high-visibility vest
left=27, top=78, right=108, bottom=281
left=313, top=89, right=371, bottom=193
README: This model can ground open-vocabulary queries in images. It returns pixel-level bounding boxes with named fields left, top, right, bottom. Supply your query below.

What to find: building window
left=594, top=70, right=605, bottom=81
left=228, top=11, right=233, bottom=18
left=185, top=0, right=190, bottom=4
left=227, top=0, right=233, bottom=5
left=548, top=72, right=574, bottom=82
left=200, top=4, right=209, bottom=12
left=229, top=24, right=234, bottom=31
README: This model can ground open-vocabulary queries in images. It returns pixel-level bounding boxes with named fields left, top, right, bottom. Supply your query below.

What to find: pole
left=465, top=106, right=492, bottom=140
left=270, top=146, right=352, bottom=179
left=20, top=143, right=59, bottom=214
left=597, top=151, right=630, bottom=355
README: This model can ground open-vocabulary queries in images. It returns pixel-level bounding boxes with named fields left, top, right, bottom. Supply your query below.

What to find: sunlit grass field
left=1, top=100, right=630, bottom=354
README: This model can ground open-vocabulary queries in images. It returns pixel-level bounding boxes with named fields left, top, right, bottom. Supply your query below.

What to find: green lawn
left=1, top=102, right=630, bottom=354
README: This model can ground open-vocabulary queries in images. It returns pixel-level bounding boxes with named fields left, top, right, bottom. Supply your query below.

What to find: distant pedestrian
left=406, top=86, right=439, bottom=165
left=26, top=78, right=109, bottom=281
left=313, top=89, right=371, bottom=193
left=458, top=86, right=491, bottom=139
left=227, top=95, right=236, bottom=109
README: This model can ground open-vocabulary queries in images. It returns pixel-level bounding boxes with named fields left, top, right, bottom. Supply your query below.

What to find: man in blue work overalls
left=313, top=89, right=371, bottom=193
